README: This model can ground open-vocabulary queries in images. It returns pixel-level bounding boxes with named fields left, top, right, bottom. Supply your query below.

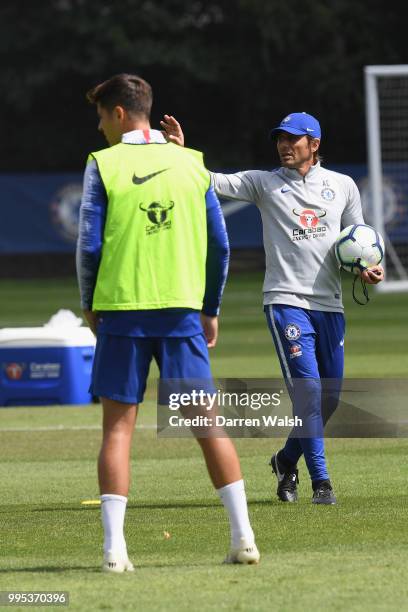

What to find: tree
left=0, top=0, right=406, bottom=170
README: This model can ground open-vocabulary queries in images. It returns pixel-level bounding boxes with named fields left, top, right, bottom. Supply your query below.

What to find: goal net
left=365, top=65, right=408, bottom=292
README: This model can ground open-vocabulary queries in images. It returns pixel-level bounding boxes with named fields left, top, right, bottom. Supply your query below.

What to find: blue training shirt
left=76, top=130, right=230, bottom=337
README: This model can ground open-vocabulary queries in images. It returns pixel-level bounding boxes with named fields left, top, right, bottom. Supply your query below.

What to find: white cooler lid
left=0, top=327, right=96, bottom=348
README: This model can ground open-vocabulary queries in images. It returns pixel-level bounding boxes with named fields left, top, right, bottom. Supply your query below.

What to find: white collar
left=121, top=129, right=167, bottom=144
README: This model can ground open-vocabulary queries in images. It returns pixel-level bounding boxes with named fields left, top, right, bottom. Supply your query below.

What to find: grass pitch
left=0, top=273, right=407, bottom=611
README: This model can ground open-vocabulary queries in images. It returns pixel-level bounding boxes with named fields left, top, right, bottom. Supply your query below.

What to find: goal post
left=365, top=65, right=408, bottom=292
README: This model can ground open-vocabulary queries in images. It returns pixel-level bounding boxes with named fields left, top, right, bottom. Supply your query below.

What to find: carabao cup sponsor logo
left=29, top=362, right=61, bottom=379
left=291, top=207, right=328, bottom=241
left=293, top=208, right=326, bottom=228
left=139, top=201, right=175, bottom=236
left=4, top=362, right=25, bottom=380
left=50, top=183, right=83, bottom=242
left=139, top=201, right=174, bottom=226
left=289, top=344, right=302, bottom=359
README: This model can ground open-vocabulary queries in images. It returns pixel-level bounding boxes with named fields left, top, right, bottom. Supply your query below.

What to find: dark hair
left=87, top=73, right=153, bottom=118
left=307, top=136, right=322, bottom=164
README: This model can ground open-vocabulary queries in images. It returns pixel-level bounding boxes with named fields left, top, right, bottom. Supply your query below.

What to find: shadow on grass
left=0, top=559, right=220, bottom=573
left=3, top=497, right=402, bottom=518
left=0, top=566, right=100, bottom=574
left=20, top=499, right=274, bottom=513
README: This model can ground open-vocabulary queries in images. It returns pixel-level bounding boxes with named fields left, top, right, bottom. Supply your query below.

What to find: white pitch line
left=0, top=424, right=157, bottom=432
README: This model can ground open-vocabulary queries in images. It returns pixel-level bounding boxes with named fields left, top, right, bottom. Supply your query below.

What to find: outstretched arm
left=160, top=115, right=260, bottom=204
left=161, top=113, right=260, bottom=203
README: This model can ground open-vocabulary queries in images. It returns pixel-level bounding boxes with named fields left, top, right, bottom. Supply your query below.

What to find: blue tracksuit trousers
left=265, top=304, right=345, bottom=482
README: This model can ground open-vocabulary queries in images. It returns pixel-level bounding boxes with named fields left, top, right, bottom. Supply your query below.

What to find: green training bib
left=90, top=142, right=209, bottom=311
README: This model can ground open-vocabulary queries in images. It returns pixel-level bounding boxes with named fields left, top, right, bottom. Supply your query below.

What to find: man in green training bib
left=76, top=73, right=260, bottom=571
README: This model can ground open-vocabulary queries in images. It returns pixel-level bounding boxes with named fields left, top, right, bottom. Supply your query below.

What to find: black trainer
left=270, top=452, right=299, bottom=502
left=312, top=480, right=337, bottom=505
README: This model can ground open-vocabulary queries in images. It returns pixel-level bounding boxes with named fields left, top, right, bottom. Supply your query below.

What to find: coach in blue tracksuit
left=161, top=112, right=384, bottom=504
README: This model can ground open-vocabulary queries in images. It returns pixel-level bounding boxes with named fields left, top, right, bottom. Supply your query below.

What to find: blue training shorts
left=90, top=333, right=212, bottom=404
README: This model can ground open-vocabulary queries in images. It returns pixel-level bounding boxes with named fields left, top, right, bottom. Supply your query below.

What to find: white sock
left=100, top=494, right=128, bottom=555
left=217, top=479, right=254, bottom=548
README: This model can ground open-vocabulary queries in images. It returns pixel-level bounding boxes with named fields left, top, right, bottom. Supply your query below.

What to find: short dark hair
left=87, top=73, right=153, bottom=118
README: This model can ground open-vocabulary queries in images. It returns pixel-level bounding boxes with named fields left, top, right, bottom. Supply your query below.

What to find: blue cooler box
left=0, top=327, right=96, bottom=406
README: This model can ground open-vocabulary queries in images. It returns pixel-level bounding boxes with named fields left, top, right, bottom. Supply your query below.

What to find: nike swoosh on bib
left=132, top=168, right=170, bottom=185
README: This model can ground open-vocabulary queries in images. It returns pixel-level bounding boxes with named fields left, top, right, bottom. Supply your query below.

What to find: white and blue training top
left=211, top=162, right=365, bottom=312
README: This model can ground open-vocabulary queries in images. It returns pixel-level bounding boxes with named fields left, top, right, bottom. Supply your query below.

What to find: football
left=335, top=224, right=385, bottom=274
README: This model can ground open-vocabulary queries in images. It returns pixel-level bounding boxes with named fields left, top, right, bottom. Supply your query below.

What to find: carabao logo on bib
left=140, top=201, right=175, bottom=236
